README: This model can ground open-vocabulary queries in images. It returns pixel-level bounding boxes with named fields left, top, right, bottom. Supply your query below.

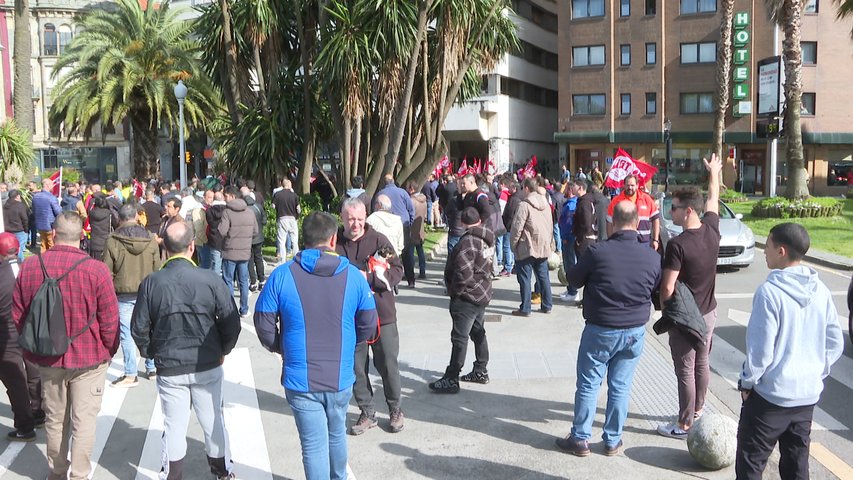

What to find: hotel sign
left=733, top=12, right=751, bottom=116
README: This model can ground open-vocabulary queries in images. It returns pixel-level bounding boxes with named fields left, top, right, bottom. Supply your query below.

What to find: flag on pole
left=457, top=158, right=468, bottom=175
left=604, top=148, right=658, bottom=189
left=48, top=168, right=62, bottom=197
left=521, top=155, right=538, bottom=178
left=132, top=179, right=145, bottom=199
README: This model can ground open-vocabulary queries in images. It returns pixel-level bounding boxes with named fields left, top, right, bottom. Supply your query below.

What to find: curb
left=754, top=235, right=853, bottom=272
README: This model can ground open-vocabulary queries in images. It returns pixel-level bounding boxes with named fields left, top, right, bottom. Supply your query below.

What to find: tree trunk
left=253, top=43, right=267, bottom=111
left=220, top=0, right=243, bottom=123
left=13, top=0, right=33, bottom=142
left=130, top=114, right=160, bottom=180
left=712, top=0, right=734, bottom=161
left=781, top=0, right=809, bottom=199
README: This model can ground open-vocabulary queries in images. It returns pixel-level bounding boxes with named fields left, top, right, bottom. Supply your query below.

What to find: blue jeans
left=499, top=232, right=514, bottom=271
left=516, top=257, right=552, bottom=313
left=561, top=238, right=578, bottom=296
left=222, top=259, right=249, bottom=315
left=571, top=323, right=645, bottom=448
left=553, top=223, right=561, bottom=252
left=197, top=244, right=211, bottom=270
left=118, top=296, right=154, bottom=376
left=208, top=248, right=222, bottom=277
left=285, top=387, right=352, bottom=480
left=447, top=235, right=461, bottom=254
left=13, top=231, right=27, bottom=262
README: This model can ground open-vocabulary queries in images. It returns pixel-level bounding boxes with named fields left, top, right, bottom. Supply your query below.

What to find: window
left=573, top=45, right=606, bottom=67
left=645, top=0, right=656, bottom=14
left=572, top=0, right=605, bottom=18
left=680, top=92, right=714, bottom=113
left=43, top=148, right=59, bottom=169
left=517, top=41, right=559, bottom=70
left=802, top=42, right=817, bottom=64
left=802, top=93, right=816, bottom=115
left=620, top=0, right=630, bottom=16
left=620, top=94, right=631, bottom=115
left=43, top=23, right=58, bottom=56
left=499, top=76, right=559, bottom=107
left=513, top=0, right=559, bottom=32
left=572, top=94, right=606, bottom=115
left=646, top=43, right=656, bottom=65
left=680, top=0, right=716, bottom=14
left=58, top=25, right=72, bottom=55
left=804, top=0, right=818, bottom=13
left=620, top=44, right=631, bottom=66
left=681, top=42, right=716, bottom=63
left=645, top=92, right=657, bottom=114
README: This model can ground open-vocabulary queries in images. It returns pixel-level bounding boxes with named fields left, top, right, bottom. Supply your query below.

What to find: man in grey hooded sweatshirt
left=736, top=222, right=843, bottom=479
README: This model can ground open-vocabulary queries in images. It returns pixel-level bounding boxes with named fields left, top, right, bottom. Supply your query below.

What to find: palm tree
left=13, top=0, right=34, bottom=142
left=835, top=0, right=853, bottom=37
left=712, top=0, right=734, bottom=165
left=765, top=0, right=809, bottom=198
left=49, top=0, right=220, bottom=180
left=0, top=120, right=35, bottom=182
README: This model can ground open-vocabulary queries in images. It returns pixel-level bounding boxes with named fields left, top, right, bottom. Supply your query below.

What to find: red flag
left=604, top=148, right=659, bottom=189
left=48, top=168, right=62, bottom=196
left=521, top=155, right=538, bottom=178
left=439, top=155, right=450, bottom=169
left=132, top=179, right=144, bottom=199
left=486, top=157, right=496, bottom=175
left=457, top=158, right=468, bottom=175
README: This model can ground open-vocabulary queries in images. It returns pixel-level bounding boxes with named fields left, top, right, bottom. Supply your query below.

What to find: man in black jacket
left=430, top=208, right=495, bottom=394
left=336, top=197, right=405, bottom=436
left=3, top=190, right=29, bottom=262
left=245, top=195, right=267, bottom=291
left=572, top=180, right=597, bottom=259
left=556, top=200, right=661, bottom=457
left=132, top=222, right=241, bottom=480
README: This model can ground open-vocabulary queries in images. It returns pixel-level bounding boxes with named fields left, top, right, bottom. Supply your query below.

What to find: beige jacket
left=510, top=191, right=555, bottom=261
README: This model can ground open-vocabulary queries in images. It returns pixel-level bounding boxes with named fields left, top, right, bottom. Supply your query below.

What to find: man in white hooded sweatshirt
left=736, top=222, right=843, bottom=480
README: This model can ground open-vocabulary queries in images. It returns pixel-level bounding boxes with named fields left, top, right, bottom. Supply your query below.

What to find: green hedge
left=751, top=197, right=843, bottom=218
left=721, top=189, right=748, bottom=203
left=263, top=193, right=340, bottom=251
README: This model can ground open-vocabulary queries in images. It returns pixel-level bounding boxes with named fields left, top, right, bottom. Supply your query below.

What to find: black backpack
left=18, top=253, right=93, bottom=356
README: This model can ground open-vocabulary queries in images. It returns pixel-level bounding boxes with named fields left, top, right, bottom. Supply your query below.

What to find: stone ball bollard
left=547, top=252, right=561, bottom=271
left=687, top=414, right=738, bottom=470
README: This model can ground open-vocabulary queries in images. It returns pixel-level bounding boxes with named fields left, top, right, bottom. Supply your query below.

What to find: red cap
left=0, top=232, right=19, bottom=256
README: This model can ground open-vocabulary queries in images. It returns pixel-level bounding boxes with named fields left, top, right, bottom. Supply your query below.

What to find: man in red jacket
left=13, top=212, right=119, bottom=480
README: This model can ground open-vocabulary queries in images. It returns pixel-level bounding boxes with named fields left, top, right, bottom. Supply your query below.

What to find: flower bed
left=751, top=197, right=843, bottom=218
left=721, top=190, right=748, bottom=203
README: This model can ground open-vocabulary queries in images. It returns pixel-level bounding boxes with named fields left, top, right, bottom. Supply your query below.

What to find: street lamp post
left=664, top=118, right=672, bottom=193
left=174, top=80, right=188, bottom=189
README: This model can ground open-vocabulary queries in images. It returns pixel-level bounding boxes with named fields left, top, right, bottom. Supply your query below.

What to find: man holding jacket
left=132, top=221, right=241, bottom=480
left=430, top=208, right=495, bottom=393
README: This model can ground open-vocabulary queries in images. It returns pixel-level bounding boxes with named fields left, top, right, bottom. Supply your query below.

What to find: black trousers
left=353, top=322, right=402, bottom=415
left=0, top=334, right=43, bottom=432
left=736, top=392, right=814, bottom=480
left=445, top=297, right=489, bottom=379
left=247, top=242, right=265, bottom=284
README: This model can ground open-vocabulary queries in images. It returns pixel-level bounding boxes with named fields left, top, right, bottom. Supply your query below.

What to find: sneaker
left=693, top=410, right=704, bottom=421
left=511, top=309, right=531, bottom=317
left=146, top=369, right=157, bottom=380
left=428, top=376, right=460, bottom=394
left=349, top=412, right=378, bottom=436
left=389, top=408, right=404, bottom=433
left=215, top=473, right=236, bottom=480
left=460, top=371, right=489, bottom=384
left=555, top=435, right=590, bottom=457
left=249, top=282, right=259, bottom=293
left=657, top=422, right=688, bottom=440
left=6, top=429, right=35, bottom=442
left=531, top=293, right=541, bottom=305
left=539, top=308, right=551, bottom=314
left=111, top=375, right=139, bottom=388
left=604, top=440, right=623, bottom=456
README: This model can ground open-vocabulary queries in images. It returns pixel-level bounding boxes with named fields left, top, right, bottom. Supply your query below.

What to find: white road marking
left=133, top=395, right=164, bottom=480
left=0, top=442, right=26, bottom=477
left=88, top=359, right=133, bottom=478
left=223, top=348, right=272, bottom=479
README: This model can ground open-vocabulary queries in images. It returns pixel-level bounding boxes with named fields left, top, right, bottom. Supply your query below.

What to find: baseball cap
left=0, top=232, right=19, bottom=256
left=461, top=207, right=481, bottom=226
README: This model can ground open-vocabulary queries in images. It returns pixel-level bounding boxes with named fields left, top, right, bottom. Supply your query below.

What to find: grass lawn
left=423, top=229, right=447, bottom=253
left=727, top=198, right=853, bottom=258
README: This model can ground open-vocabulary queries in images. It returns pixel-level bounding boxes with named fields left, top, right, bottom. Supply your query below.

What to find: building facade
left=442, top=0, right=560, bottom=178
left=555, top=0, right=853, bottom=196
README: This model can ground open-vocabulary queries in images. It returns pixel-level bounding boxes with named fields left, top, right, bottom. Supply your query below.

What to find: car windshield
left=660, top=197, right=735, bottom=221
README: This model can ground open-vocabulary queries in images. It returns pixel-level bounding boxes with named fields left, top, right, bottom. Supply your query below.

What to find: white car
left=658, top=195, right=755, bottom=268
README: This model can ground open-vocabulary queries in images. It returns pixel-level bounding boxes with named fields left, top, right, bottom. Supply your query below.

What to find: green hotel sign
left=733, top=12, right=751, bottom=114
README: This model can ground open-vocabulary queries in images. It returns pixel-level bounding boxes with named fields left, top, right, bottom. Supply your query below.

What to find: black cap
left=461, top=207, right=480, bottom=226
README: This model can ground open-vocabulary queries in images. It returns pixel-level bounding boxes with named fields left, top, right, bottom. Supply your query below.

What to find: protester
left=735, top=223, right=843, bottom=479
left=103, top=203, right=161, bottom=387
left=429, top=208, right=495, bottom=393
left=13, top=212, right=119, bottom=479
left=206, top=191, right=227, bottom=276
left=142, top=187, right=164, bottom=236
left=3, top=190, right=29, bottom=262
left=591, top=182, right=610, bottom=242
left=557, top=181, right=578, bottom=303
left=32, top=178, right=62, bottom=252
left=0, top=233, right=44, bottom=441
left=572, top=180, right=597, bottom=259
left=373, top=174, right=415, bottom=230
left=245, top=195, right=267, bottom=292
left=606, top=174, right=660, bottom=247
left=219, top=186, right=258, bottom=317
left=556, top=201, right=661, bottom=457
left=255, top=211, right=378, bottom=480
left=404, top=180, right=428, bottom=284
left=158, top=197, right=184, bottom=260
left=345, top=175, right=371, bottom=212
left=337, top=198, right=405, bottom=435
left=132, top=221, right=241, bottom=480
left=657, top=154, right=722, bottom=439
left=272, top=178, right=300, bottom=262
left=366, top=195, right=405, bottom=256
left=510, top=178, right=554, bottom=317
left=87, top=193, right=114, bottom=260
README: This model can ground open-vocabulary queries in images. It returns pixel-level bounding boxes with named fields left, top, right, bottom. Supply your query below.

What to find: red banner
left=604, top=148, right=658, bottom=189
left=48, top=168, right=62, bottom=196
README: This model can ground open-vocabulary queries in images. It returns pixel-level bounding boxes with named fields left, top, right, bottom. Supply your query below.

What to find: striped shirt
left=606, top=191, right=660, bottom=243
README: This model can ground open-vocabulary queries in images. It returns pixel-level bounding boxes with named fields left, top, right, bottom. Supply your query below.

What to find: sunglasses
left=670, top=204, right=687, bottom=211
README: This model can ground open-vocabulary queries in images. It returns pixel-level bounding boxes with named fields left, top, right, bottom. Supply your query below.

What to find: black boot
left=166, top=458, right=184, bottom=480
left=207, top=456, right=233, bottom=479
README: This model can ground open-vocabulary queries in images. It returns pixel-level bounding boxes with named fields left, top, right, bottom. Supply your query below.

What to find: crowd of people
left=0, top=157, right=847, bottom=480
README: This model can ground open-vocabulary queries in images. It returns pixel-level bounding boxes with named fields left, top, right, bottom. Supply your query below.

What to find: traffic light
left=185, top=151, right=191, bottom=163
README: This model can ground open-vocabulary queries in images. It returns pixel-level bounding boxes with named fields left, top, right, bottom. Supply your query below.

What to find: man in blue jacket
left=254, top=212, right=377, bottom=480
left=557, top=200, right=661, bottom=457
left=31, top=178, right=61, bottom=252
left=736, top=223, right=843, bottom=479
